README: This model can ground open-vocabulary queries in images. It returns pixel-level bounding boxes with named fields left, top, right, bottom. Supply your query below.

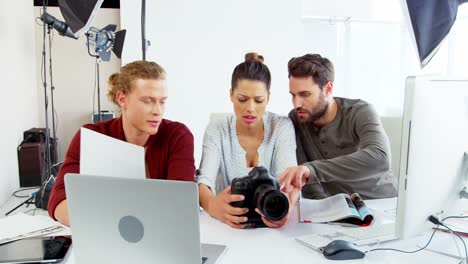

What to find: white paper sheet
left=80, top=128, right=145, bottom=179
left=0, top=214, right=66, bottom=245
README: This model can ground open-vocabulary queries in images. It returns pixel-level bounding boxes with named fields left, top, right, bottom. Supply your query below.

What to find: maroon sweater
left=47, top=117, right=195, bottom=219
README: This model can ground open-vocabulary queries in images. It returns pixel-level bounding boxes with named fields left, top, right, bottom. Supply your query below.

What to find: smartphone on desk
left=0, top=236, right=71, bottom=263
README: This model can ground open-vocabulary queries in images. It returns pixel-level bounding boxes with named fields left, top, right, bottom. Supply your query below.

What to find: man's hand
left=206, top=186, right=249, bottom=229
left=279, top=165, right=312, bottom=192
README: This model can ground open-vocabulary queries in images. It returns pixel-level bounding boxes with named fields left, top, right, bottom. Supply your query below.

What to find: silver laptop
left=65, top=173, right=226, bottom=264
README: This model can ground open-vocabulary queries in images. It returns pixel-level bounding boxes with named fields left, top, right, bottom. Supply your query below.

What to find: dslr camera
left=231, top=166, right=289, bottom=227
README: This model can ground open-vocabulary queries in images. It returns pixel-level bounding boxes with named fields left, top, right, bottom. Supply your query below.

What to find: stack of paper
left=0, top=213, right=66, bottom=245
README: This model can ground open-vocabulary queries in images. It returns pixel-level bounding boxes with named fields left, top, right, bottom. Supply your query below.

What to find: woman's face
left=230, top=79, right=269, bottom=129
left=117, top=78, right=167, bottom=135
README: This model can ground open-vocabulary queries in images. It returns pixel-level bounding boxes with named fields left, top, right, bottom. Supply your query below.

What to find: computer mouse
left=321, top=240, right=366, bottom=260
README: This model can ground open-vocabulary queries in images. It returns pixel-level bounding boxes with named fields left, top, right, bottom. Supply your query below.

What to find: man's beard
left=296, top=95, right=329, bottom=124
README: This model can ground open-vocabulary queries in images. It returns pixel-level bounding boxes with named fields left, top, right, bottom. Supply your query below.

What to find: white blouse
left=196, top=111, right=298, bottom=194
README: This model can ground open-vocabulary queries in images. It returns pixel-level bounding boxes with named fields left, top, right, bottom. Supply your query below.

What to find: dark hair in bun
left=231, top=52, right=271, bottom=92
left=245, top=52, right=264, bottom=63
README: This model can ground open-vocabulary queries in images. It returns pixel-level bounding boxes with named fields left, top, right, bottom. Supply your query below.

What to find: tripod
left=5, top=197, right=35, bottom=216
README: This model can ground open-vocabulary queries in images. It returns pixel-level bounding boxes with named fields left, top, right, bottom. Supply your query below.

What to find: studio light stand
left=5, top=3, right=61, bottom=216
left=10, top=0, right=124, bottom=214
left=47, top=23, right=58, bottom=166
left=85, top=25, right=126, bottom=123
left=41, top=9, right=53, bottom=185
left=38, top=5, right=77, bottom=183
left=85, top=33, right=103, bottom=123
left=5, top=0, right=110, bottom=215
left=142, top=0, right=147, bottom=60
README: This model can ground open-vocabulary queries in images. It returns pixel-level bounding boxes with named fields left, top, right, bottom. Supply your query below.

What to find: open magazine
left=299, top=193, right=374, bottom=226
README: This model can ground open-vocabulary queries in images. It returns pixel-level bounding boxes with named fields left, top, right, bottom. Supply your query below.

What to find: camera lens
left=255, top=186, right=289, bottom=221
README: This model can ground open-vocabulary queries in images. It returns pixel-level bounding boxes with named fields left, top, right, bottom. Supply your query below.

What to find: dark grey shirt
left=289, top=97, right=397, bottom=199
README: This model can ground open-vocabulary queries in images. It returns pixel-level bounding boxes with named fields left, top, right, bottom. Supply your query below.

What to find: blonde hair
left=107, top=60, right=166, bottom=105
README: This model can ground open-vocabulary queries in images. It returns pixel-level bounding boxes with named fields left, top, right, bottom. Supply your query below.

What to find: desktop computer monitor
left=396, top=75, right=468, bottom=239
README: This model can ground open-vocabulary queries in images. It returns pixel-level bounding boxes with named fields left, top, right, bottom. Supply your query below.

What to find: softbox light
left=404, top=0, right=468, bottom=68
left=58, top=0, right=104, bottom=38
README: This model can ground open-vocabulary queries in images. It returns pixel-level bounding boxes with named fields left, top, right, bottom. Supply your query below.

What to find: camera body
left=231, top=166, right=289, bottom=227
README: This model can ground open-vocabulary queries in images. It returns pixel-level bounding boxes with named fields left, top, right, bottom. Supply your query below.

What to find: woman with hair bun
left=48, top=60, right=195, bottom=226
left=197, top=53, right=299, bottom=228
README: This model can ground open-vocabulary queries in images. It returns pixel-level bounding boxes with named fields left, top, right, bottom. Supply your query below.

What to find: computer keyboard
left=295, top=223, right=396, bottom=251
left=296, top=234, right=336, bottom=251
left=338, top=223, right=395, bottom=242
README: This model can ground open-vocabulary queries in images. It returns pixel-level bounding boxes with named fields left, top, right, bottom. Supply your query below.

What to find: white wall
left=0, top=2, right=39, bottom=205
left=302, top=0, right=402, bottom=21
left=120, top=0, right=408, bottom=165
left=119, top=0, right=468, bottom=174
left=121, top=0, right=308, bottom=165
left=34, top=7, right=121, bottom=162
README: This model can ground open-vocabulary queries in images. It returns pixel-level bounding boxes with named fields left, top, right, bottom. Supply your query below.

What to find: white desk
left=1, top=196, right=464, bottom=264
left=196, top=199, right=462, bottom=264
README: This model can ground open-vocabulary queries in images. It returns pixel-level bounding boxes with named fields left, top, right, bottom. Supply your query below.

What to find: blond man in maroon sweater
left=48, top=61, right=195, bottom=226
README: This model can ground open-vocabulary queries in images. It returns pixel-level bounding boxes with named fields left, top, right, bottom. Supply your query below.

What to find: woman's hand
left=256, top=188, right=299, bottom=228
left=255, top=208, right=290, bottom=228
left=206, top=186, right=250, bottom=229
